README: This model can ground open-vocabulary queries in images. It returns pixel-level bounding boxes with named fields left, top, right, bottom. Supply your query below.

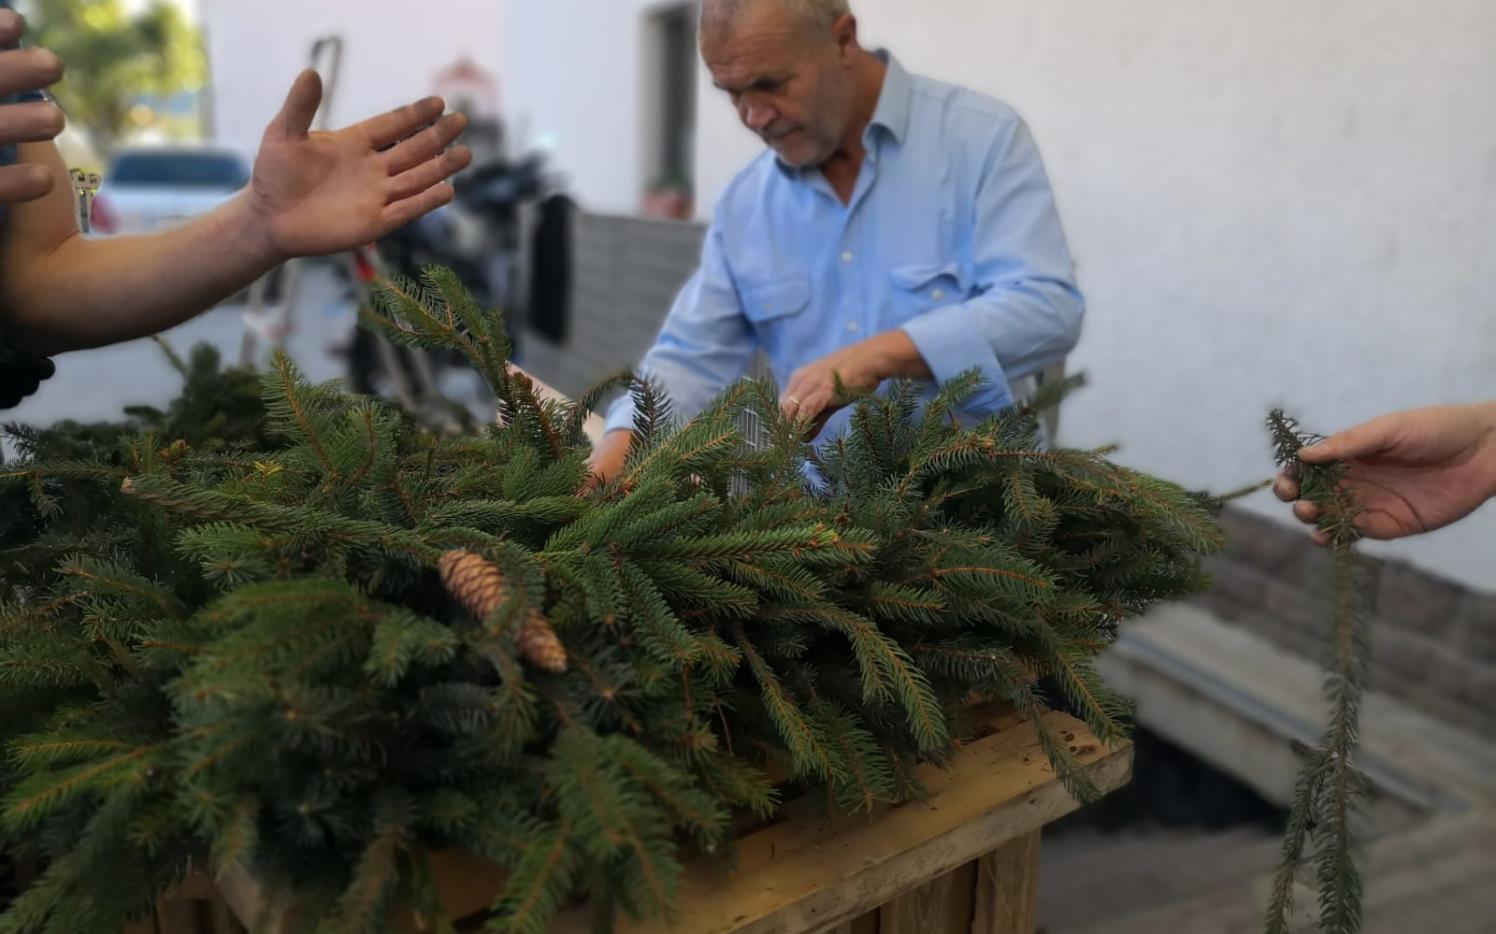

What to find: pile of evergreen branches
left=0, top=269, right=1222, bottom=933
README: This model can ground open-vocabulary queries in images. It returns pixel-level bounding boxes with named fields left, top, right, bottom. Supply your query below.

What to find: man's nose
left=741, top=100, right=777, bottom=133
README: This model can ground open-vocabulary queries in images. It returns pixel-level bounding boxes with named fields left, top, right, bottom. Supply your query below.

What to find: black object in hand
left=0, top=336, right=55, bottom=409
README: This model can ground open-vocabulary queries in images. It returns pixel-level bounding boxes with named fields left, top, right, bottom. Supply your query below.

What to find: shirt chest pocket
left=889, top=262, right=971, bottom=319
left=739, top=275, right=812, bottom=332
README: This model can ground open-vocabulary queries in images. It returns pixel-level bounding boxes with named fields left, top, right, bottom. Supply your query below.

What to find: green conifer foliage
left=0, top=270, right=1223, bottom=932
left=1264, top=412, right=1371, bottom=934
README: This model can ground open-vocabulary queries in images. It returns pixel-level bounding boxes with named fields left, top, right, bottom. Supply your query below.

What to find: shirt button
left=841, top=251, right=854, bottom=263
left=932, top=289, right=945, bottom=300
left=845, top=321, right=860, bottom=333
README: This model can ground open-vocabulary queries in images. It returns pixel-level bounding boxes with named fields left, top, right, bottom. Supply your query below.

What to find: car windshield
left=110, top=152, right=249, bottom=188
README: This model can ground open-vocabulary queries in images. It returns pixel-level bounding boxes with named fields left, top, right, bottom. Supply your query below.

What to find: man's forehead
left=707, top=55, right=794, bottom=92
left=703, top=18, right=805, bottom=87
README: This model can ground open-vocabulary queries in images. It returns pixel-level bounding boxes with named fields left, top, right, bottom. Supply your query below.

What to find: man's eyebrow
left=713, top=72, right=790, bottom=93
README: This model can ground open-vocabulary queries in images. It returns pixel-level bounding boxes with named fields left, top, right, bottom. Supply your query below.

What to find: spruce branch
left=1264, top=410, right=1371, bottom=934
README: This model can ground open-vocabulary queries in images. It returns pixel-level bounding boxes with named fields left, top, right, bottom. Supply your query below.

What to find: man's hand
left=1273, top=403, right=1496, bottom=544
left=780, top=330, right=931, bottom=438
left=584, top=430, right=635, bottom=493
left=0, top=10, right=65, bottom=206
left=245, top=70, right=473, bottom=262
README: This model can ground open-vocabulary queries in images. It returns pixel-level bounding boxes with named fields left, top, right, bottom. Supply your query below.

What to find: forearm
left=3, top=190, right=280, bottom=355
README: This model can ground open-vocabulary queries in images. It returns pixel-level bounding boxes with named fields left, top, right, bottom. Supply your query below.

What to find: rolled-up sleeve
left=604, top=219, right=758, bottom=434
left=899, top=116, right=1084, bottom=414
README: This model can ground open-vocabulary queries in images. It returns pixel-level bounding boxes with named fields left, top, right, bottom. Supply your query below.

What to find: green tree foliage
left=23, top=0, right=206, bottom=148
left=1264, top=411, right=1371, bottom=934
left=0, top=269, right=1223, bottom=932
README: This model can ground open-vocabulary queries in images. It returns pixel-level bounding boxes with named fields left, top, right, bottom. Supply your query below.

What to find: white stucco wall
left=201, top=0, right=503, bottom=160
left=500, top=0, right=697, bottom=217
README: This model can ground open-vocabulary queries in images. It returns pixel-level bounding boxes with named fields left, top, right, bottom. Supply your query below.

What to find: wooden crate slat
left=878, top=859, right=977, bottom=934
left=552, top=709, right=1131, bottom=934
left=971, top=830, right=1041, bottom=934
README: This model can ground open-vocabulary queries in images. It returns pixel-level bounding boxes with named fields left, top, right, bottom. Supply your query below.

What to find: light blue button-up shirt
left=605, top=52, right=1084, bottom=441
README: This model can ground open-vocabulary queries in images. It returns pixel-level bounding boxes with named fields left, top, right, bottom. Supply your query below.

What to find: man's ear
left=832, top=14, right=858, bottom=61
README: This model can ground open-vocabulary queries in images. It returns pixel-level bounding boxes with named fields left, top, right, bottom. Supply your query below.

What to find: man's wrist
left=219, top=189, right=288, bottom=271
left=863, top=328, right=930, bottom=382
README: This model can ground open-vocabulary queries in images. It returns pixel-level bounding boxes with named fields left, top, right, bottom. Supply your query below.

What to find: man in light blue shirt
left=591, top=0, right=1084, bottom=481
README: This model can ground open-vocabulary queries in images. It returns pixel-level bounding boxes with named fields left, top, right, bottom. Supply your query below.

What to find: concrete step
left=1040, top=826, right=1279, bottom=932
left=1048, top=814, right=1496, bottom=934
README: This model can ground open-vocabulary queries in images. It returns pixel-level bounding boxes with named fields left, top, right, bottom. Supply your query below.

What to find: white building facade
left=200, top=0, right=504, bottom=161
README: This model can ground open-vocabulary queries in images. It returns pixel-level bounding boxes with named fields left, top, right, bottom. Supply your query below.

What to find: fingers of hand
left=780, top=373, right=811, bottom=420
left=0, top=100, right=62, bottom=144
left=384, top=112, right=468, bottom=175
left=387, top=144, right=471, bottom=202
left=0, top=48, right=63, bottom=98
left=380, top=182, right=455, bottom=233
left=0, top=162, right=53, bottom=204
left=1301, top=414, right=1400, bottom=465
left=270, top=69, right=323, bottom=140
left=790, top=389, right=836, bottom=439
left=1272, top=473, right=1300, bottom=502
left=0, top=10, right=25, bottom=46
left=780, top=392, right=802, bottom=421
left=365, top=96, right=446, bottom=150
left=1292, top=499, right=1321, bottom=525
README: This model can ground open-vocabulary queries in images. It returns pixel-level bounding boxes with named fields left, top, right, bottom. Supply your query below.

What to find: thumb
left=269, top=69, right=323, bottom=140
left=1299, top=420, right=1385, bottom=465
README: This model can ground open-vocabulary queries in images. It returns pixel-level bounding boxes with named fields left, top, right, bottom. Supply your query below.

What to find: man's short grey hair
left=700, top=0, right=852, bottom=38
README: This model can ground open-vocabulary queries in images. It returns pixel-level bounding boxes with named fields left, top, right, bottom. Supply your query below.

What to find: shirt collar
left=774, top=49, right=912, bottom=178
left=866, top=50, right=912, bottom=145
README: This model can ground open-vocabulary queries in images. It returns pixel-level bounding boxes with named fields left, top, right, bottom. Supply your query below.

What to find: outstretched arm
left=0, top=70, right=471, bottom=355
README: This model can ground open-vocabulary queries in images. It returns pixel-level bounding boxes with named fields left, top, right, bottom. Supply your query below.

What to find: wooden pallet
left=131, top=709, right=1131, bottom=933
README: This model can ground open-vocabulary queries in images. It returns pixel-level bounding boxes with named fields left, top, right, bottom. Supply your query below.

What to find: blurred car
left=89, top=146, right=250, bottom=236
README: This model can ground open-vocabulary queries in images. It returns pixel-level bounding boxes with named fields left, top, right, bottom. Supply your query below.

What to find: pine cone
left=439, top=550, right=568, bottom=673
left=439, top=550, right=507, bottom=619
left=519, top=612, right=568, bottom=674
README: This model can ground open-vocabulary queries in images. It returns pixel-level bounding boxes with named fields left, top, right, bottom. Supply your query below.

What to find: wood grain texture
left=971, top=831, right=1040, bottom=934
left=827, top=912, right=881, bottom=934
left=879, top=859, right=976, bottom=934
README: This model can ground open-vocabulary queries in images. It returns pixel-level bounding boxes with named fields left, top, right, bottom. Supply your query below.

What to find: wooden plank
left=827, top=913, right=881, bottom=934
left=880, top=860, right=975, bottom=934
left=971, top=831, right=1040, bottom=934
left=552, top=711, right=1131, bottom=934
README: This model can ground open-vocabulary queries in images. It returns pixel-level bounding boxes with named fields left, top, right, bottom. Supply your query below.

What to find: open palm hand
left=248, top=70, right=472, bottom=260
